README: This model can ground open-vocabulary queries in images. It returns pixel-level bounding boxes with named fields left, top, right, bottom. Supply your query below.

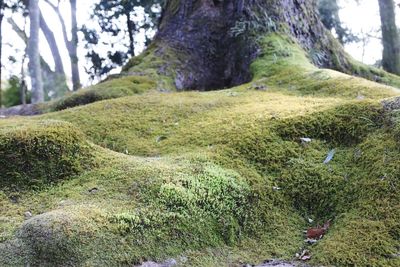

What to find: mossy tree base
left=1, top=4, right=400, bottom=265
left=120, top=0, right=400, bottom=92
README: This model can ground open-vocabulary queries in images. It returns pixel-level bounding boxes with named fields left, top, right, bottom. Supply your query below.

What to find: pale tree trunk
left=28, top=0, right=44, bottom=103
left=0, top=0, right=4, bottom=107
left=70, top=0, right=81, bottom=91
left=39, top=11, right=65, bottom=75
left=9, top=16, right=28, bottom=105
left=44, top=0, right=81, bottom=91
left=378, top=0, right=400, bottom=75
left=9, top=14, right=69, bottom=101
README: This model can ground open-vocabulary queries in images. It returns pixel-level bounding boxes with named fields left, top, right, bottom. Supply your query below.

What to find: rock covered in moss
left=0, top=120, right=93, bottom=190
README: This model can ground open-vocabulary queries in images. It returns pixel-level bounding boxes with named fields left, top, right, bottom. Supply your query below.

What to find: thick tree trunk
left=28, top=0, right=44, bottom=104
left=126, top=0, right=352, bottom=91
left=378, top=0, right=400, bottom=75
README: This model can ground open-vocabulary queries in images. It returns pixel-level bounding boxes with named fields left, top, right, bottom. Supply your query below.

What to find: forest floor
left=1, top=35, right=400, bottom=266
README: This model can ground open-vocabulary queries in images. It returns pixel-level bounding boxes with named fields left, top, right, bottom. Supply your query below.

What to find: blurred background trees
left=378, top=0, right=400, bottom=75
left=82, top=0, right=162, bottom=80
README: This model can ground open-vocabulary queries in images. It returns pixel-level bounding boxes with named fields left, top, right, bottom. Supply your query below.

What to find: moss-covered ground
left=0, top=34, right=399, bottom=266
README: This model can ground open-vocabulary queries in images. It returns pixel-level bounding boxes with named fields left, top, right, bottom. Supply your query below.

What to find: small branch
left=7, top=17, right=28, bottom=43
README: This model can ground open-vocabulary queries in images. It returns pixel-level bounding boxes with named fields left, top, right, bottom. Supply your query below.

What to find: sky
left=341, top=0, right=384, bottom=65
left=0, top=0, right=398, bottom=90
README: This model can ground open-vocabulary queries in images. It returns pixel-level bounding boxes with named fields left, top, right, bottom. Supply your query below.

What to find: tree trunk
left=378, top=0, right=400, bottom=75
left=39, top=11, right=65, bottom=75
left=126, top=11, right=136, bottom=56
left=70, top=0, right=81, bottom=91
left=0, top=5, right=3, bottom=107
left=28, top=0, right=44, bottom=104
left=8, top=16, right=68, bottom=102
left=318, top=0, right=346, bottom=44
left=125, top=0, right=354, bottom=91
left=43, top=0, right=81, bottom=91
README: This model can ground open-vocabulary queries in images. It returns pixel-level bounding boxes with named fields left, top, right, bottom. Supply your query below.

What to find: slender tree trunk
left=0, top=1, right=4, bottom=107
left=20, top=64, right=27, bottom=105
left=44, top=0, right=81, bottom=91
left=18, top=16, right=28, bottom=105
left=126, top=12, right=135, bottom=56
left=39, top=11, right=65, bottom=75
left=9, top=15, right=69, bottom=101
left=28, top=0, right=44, bottom=103
left=378, top=0, right=400, bottom=75
left=70, top=0, right=81, bottom=91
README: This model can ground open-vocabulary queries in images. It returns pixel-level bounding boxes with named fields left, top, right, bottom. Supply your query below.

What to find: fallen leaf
left=300, top=137, right=312, bottom=143
left=323, top=149, right=336, bottom=164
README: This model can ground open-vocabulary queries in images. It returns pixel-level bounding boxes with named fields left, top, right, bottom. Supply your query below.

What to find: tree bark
left=130, top=0, right=352, bottom=91
left=28, top=0, right=44, bottom=103
left=8, top=16, right=66, bottom=103
left=44, top=0, right=81, bottom=91
left=70, top=0, right=81, bottom=91
left=126, top=11, right=136, bottom=56
left=0, top=4, right=3, bottom=107
left=378, top=0, right=400, bottom=75
left=39, top=11, right=65, bottom=75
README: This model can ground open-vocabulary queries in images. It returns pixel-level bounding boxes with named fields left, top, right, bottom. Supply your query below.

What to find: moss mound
left=1, top=33, right=400, bottom=266
left=0, top=157, right=301, bottom=266
left=17, top=207, right=104, bottom=266
left=314, top=215, right=399, bottom=267
left=51, top=76, right=156, bottom=111
left=250, top=34, right=400, bottom=99
left=0, top=120, right=93, bottom=190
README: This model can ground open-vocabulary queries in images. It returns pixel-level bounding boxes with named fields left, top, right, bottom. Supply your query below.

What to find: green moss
left=280, top=158, right=345, bottom=219
left=50, top=76, right=156, bottom=111
left=348, top=57, right=400, bottom=88
left=250, top=34, right=400, bottom=99
left=0, top=119, right=93, bottom=190
left=0, top=154, right=301, bottom=266
left=122, top=42, right=180, bottom=91
left=1, top=32, right=400, bottom=266
left=0, top=96, right=399, bottom=266
left=275, top=101, right=385, bottom=145
left=313, top=215, right=399, bottom=267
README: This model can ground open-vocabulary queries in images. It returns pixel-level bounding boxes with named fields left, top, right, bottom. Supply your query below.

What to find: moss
left=0, top=98, right=399, bottom=266
left=275, top=101, right=385, bottom=145
left=313, top=215, right=399, bottom=267
left=349, top=58, right=400, bottom=88
left=122, top=42, right=180, bottom=91
left=250, top=34, right=400, bottom=99
left=50, top=76, right=156, bottom=111
left=17, top=207, right=107, bottom=266
left=0, top=119, right=93, bottom=190
left=39, top=90, right=347, bottom=157
left=2, top=32, right=400, bottom=266
left=0, top=154, right=301, bottom=266
left=279, top=158, right=345, bottom=219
